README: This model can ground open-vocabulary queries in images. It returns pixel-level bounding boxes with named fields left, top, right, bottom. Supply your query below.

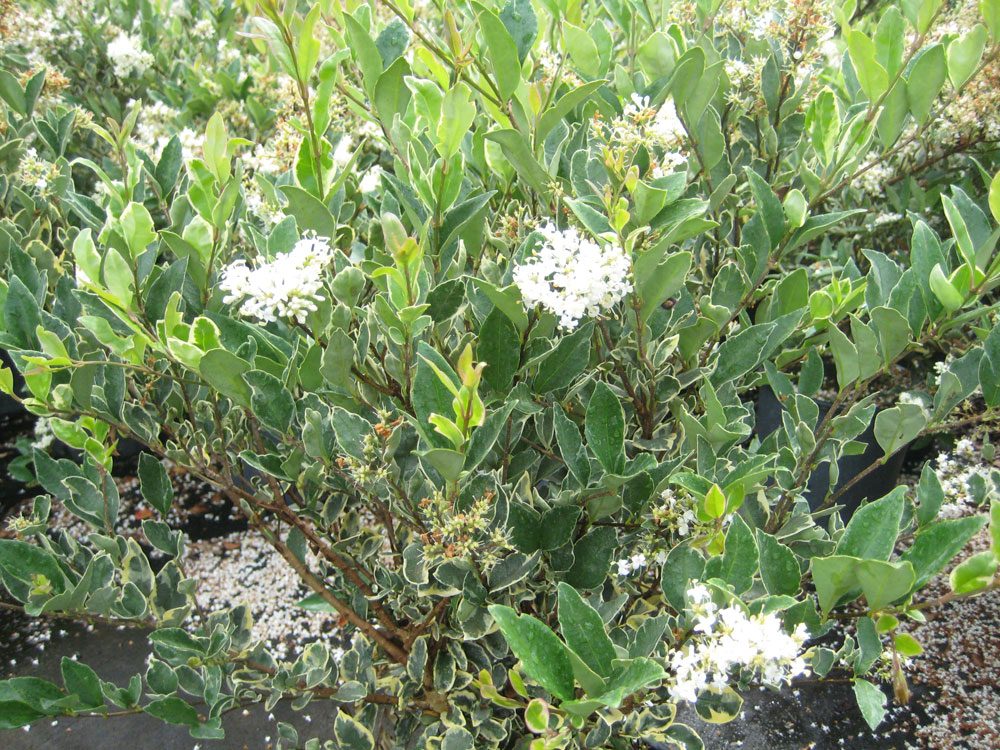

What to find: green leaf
left=484, top=129, right=551, bottom=200
left=441, top=726, right=476, bottom=750
left=565, top=526, right=616, bottom=590
left=907, top=44, right=947, bottom=123
left=420, top=447, right=466, bottom=482
left=437, top=83, right=476, bottom=160
left=855, top=615, right=882, bottom=673
left=0, top=539, right=68, bottom=593
left=596, top=657, right=666, bottom=708
left=980, top=322, right=1000, bottom=406
left=61, top=657, right=104, bottom=710
left=469, top=277, right=529, bottom=332
left=946, top=24, right=988, bottom=89
left=847, top=29, right=889, bottom=100
left=983, top=0, right=1000, bottom=39
left=900, top=515, right=988, bottom=589
left=755, top=531, right=800, bottom=597
left=660, top=542, right=705, bottom=611
left=343, top=13, right=382, bottom=97
left=540, top=506, right=581, bottom=550
left=277, top=185, right=336, bottom=238
left=827, top=325, right=860, bottom=389
left=694, top=685, right=743, bottom=724
left=949, top=550, right=997, bottom=594
left=203, top=111, right=230, bottom=182
left=465, top=402, right=516, bottom=472
left=334, top=711, right=375, bottom=750
left=585, top=382, right=625, bottom=475
left=120, top=202, right=157, bottom=259
left=102, top=248, right=135, bottom=307
left=138, top=454, right=174, bottom=517
left=533, top=321, right=593, bottom=393
left=478, top=5, right=520, bottom=102
left=535, top=81, right=605, bottom=145
left=563, top=23, right=600, bottom=78
left=711, top=322, right=777, bottom=386
left=635, top=248, right=692, bottom=323
left=916, top=462, right=945, bottom=526
left=853, top=679, right=887, bottom=730
left=499, top=0, right=537, bottom=64
left=0, top=70, right=26, bottom=114
left=144, top=696, right=200, bottom=726
left=875, top=80, right=908, bottom=147
left=836, top=489, right=905, bottom=561
left=856, top=559, right=915, bottom=611
left=0, top=700, right=44, bottom=730
left=243, top=370, right=295, bottom=433
left=870, top=306, right=910, bottom=366
left=557, top=582, right=616, bottom=678
left=374, top=56, right=412, bottom=124
left=553, top=405, right=590, bottom=487
left=487, top=605, right=576, bottom=702
left=479, top=307, right=520, bottom=393
left=744, top=168, right=785, bottom=249
left=375, top=19, right=409, bottom=69
left=927, top=262, right=963, bottom=315
left=704, top=484, right=726, bottom=519
left=715, top=515, right=758, bottom=594
left=524, top=698, right=549, bottom=733
left=199, top=348, right=253, bottom=408
left=812, top=555, right=860, bottom=615
left=873, top=404, right=926, bottom=456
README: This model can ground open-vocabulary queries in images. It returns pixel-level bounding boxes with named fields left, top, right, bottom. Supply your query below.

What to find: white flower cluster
left=107, top=31, right=154, bottom=79
left=856, top=156, right=895, bottom=197
left=614, top=551, right=668, bottom=576
left=31, top=418, right=55, bottom=451
left=513, top=223, right=633, bottom=330
left=17, top=148, right=58, bottom=192
left=668, top=584, right=810, bottom=703
left=245, top=119, right=302, bottom=175
left=130, top=99, right=204, bottom=161
left=652, top=488, right=700, bottom=537
left=934, top=445, right=994, bottom=518
left=220, top=235, right=334, bottom=322
left=358, top=165, right=382, bottom=194
left=242, top=178, right=285, bottom=228
left=597, top=94, right=688, bottom=173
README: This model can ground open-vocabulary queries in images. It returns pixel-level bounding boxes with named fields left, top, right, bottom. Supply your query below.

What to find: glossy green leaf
left=488, top=605, right=576, bottom=702
left=585, top=382, right=625, bottom=475
left=557, top=582, right=616, bottom=678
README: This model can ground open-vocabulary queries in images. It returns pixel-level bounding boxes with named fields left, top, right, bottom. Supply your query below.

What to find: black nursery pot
left=756, top=387, right=909, bottom=520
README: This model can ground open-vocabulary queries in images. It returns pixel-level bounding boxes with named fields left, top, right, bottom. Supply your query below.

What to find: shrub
left=2, top=0, right=1000, bottom=747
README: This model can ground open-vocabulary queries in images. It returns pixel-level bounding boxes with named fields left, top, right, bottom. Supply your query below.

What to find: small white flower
left=630, top=553, right=647, bottom=570
left=615, top=559, right=632, bottom=576
left=332, top=135, right=353, bottom=169
left=358, top=166, right=382, bottom=194
left=31, top=418, right=55, bottom=451
left=107, top=30, right=154, bottom=78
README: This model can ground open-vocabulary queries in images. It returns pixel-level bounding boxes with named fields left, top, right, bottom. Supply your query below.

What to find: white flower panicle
left=107, top=31, right=154, bottom=79
left=668, top=584, right=810, bottom=703
left=220, top=235, right=334, bottom=322
left=513, top=223, right=633, bottom=330
left=17, top=148, right=58, bottom=192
